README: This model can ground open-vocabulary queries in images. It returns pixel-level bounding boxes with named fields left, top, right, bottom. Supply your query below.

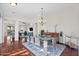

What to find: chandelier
left=39, top=8, right=47, bottom=26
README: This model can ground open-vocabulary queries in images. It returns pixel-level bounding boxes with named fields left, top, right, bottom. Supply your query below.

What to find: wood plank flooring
left=61, top=46, right=78, bottom=56
left=0, top=41, right=31, bottom=56
left=0, top=40, right=78, bottom=56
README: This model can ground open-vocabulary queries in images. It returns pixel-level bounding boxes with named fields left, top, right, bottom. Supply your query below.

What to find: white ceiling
left=0, top=3, right=79, bottom=19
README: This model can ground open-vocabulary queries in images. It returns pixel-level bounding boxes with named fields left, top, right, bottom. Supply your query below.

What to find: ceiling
left=0, top=3, right=79, bottom=20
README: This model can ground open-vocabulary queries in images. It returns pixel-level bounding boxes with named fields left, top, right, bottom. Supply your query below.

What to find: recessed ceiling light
left=10, top=3, right=17, bottom=6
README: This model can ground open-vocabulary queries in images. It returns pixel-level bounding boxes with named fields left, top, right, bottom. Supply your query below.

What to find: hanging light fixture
left=39, top=8, right=47, bottom=26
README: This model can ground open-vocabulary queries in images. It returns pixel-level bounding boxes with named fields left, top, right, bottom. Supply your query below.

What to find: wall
left=44, top=6, right=79, bottom=46
left=44, top=6, right=79, bottom=36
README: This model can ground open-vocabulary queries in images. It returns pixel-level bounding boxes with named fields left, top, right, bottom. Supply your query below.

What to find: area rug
left=23, top=42, right=66, bottom=56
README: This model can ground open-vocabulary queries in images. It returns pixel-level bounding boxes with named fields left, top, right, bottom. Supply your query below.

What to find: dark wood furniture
left=44, top=32, right=59, bottom=42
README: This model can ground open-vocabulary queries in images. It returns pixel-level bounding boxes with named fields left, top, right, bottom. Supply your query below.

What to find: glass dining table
left=39, top=36, right=57, bottom=55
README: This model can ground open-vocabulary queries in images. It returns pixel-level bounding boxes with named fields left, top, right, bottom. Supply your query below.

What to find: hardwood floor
left=0, top=40, right=78, bottom=56
left=61, top=46, right=78, bottom=56
left=0, top=41, right=31, bottom=56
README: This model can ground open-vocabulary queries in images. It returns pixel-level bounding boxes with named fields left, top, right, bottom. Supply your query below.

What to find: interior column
left=0, top=17, right=3, bottom=43
left=15, top=20, right=19, bottom=41
left=35, top=23, right=38, bottom=36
